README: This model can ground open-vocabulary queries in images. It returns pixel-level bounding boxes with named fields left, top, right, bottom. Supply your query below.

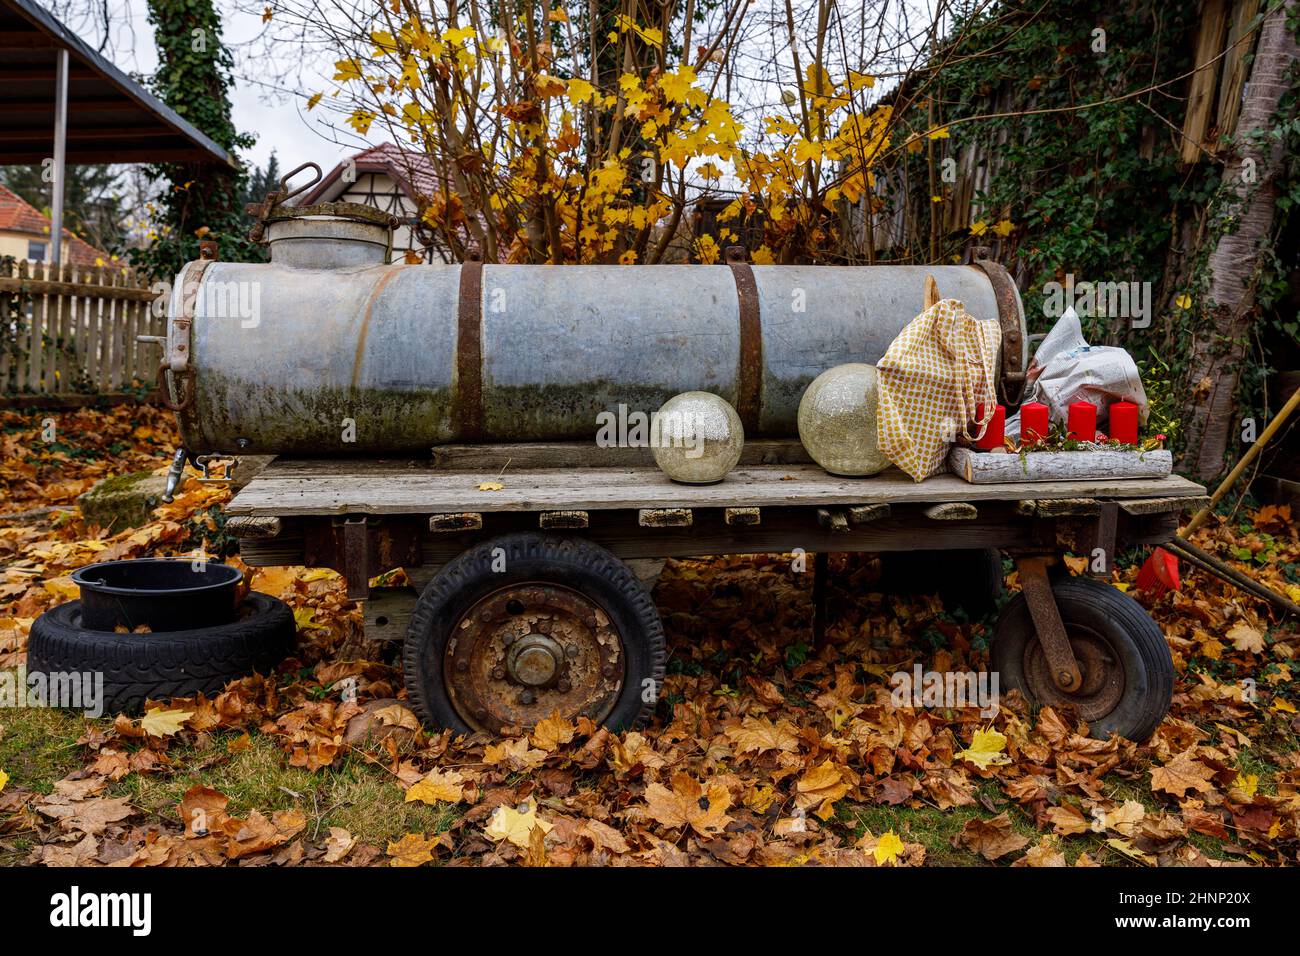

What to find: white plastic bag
left=1007, top=309, right=1147, bottom=441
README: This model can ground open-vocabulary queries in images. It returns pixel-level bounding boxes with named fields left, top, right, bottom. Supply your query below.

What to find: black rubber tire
left=992, top=576, right=1173, bottom=742
left=26, top=592, right=295, bottom=717
left=880, top=548, right=1005, bottom=617
left=403, top=533, right=666, bottom=735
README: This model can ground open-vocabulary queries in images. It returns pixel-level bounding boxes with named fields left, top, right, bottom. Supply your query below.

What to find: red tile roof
left=0, top=182, right=50, bottom=234
left=301, top=143, right=445, bottom=205
left=0, top=183, right=109, bottom=267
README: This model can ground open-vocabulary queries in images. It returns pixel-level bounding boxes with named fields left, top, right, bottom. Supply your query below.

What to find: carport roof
left=0, top=0, right=235, bottom=166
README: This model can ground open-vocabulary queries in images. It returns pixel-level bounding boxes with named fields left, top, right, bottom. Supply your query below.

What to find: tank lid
left=246, top=161, right=400, bottom=244
left=262, top=200, right=399, bottom=229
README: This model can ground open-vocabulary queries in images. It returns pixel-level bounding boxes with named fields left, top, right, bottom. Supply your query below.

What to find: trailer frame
left=223, top=440, right=1206, bottom=739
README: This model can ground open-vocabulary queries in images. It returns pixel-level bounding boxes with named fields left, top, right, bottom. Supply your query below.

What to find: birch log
left=949, top=447, right=1173, bottom=484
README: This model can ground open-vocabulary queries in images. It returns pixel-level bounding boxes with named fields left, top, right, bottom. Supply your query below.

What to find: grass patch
left=0, top=707, right=462, bottom=852
left=116, top=732, right=461, bottom=847
left=0, top=707, right=94, bottom=794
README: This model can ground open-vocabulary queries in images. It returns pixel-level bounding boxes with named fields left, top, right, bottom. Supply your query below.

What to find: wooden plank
left=817, top=507, right=850, bottom=533
left=13, top=259, right=29, bottom=392
left=363, top=586, right=418, bottom=642
left=0, top=276, right=158, bottom=302
left=236, top=501, right=1187, bottom=568
left=0, top=258, right=10, bottom=389
left=30, top=264, right=45, bottom=391
left=50, top=263, right=68, bottom=393
left=949, top=446, right=1173, bottom=484
left=1119, top=495, right=1211, bottom=516
left=114, top=271, right=130, bottom=391
left=226, top=515, right=282, bottom=538
left=1215, top=0, right=1261, bottom=143
left=0, top=391, right=161, bottom=409
left=1180, top=0, right=1230, bottom=164
left=100, top=267, right=116, bottom=392
left=924, top=502, right=978, bottom=520
left=639, top=508, right=692, bottom=527
left=83, top=267, right=102, bottom=390
left=22, top=260, right=40, bottom=390
left=429, top=438, right=813, bottom=470
left=39, top=262, right=53, bottom=391
left=1017, top=498, right=1101, bottom=517
left=130, top=295, right=148, bottom=387
left=429, top=512, right=482, bottom=532
left=539, top=510, right=589, bottom=529
left=724, top=506, right=761, bottom=526
left=75, top=267, right=92, bottom=391
left=122, top=297, right=136, bottom=387
left=63, top=264, right=80, bottom=389
left=104, top=266, right=119, bottom=390
left=0, top=258, right=13, bottom=390
left=55, top=263, right=70, bottom=392
left=113, top=269, right=127, bottom=390
left=848, top=503, right=890, bottom=524
left=226, top=460, right=1206, bottom=517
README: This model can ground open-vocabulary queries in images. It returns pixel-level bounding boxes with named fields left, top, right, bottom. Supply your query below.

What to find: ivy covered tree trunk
left=133, top=0, right=259, bottom=279
left=1183, top=0, right=1300, bottom=479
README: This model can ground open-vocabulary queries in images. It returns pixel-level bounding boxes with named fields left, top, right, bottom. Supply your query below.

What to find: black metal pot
left=71, top=559, right=243, bottom=632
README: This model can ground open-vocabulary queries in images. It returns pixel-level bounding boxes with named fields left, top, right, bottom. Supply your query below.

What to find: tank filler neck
left=246, top=161, right=400, bottom=269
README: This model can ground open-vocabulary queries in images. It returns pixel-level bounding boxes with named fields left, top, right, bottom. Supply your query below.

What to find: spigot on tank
left=161, top=448, right=188, bottom=503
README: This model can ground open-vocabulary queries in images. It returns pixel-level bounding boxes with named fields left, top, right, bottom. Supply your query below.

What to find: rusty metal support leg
left=1015, top=555, right=1081, bottom=692
left=812, top=551, right=829, bottom=649
left=343, top=516, right=370, bottom=601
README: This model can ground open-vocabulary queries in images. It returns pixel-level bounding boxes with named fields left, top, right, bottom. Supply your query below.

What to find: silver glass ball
left=798, top=363, right=891, bottom=476
left=651, top=391, right=744, bottom=484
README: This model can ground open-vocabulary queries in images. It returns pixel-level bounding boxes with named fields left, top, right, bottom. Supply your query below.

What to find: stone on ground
left=77, top=470, right=169, bottom=530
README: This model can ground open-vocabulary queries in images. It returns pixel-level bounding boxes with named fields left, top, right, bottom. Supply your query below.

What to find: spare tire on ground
left=26, top=591, right=295, bottom=717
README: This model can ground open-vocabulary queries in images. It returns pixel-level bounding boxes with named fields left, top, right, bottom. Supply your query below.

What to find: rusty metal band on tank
left=163, top=164, right=1029, bottom=457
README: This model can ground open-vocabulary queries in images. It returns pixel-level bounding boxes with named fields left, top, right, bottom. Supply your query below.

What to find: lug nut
left=456, top=660, right=469, bottom=673
left=557, top=679, right=571, bottom=693
left=601, top=664, right=615, bottom=678
left=492, top=667, right=506, bottom=680
left=520, top=690, right=535, bottom=705
left=566, top=644, right=579, bottom=658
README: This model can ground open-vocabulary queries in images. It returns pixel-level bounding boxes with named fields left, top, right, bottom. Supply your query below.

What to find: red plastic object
left=1109, top=400, right=1139, bottom=445
left=974, top=403, right=1005, bottom=450
left=1136, top=546, right=1181, bottom=597
left=1020, top=401, right=1050, bottom=446
left=1067, top=401, right=1097, bottom=442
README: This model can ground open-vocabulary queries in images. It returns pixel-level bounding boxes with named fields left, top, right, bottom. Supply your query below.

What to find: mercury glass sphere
left=798, top=364, right=891, bottom=476
left=652, top=391, right=745, bottom=484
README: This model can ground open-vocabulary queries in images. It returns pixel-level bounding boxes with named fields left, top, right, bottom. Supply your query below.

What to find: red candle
left=1067, top=401, right=1097, bottom=442
left=974, top=403, right=1005, bottom=450
left=1109, top=400, right=1139, bottom=445
left=1020, top=401, right=1050, bottom=446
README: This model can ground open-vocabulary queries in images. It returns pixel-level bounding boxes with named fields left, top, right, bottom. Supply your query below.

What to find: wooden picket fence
left=0, top=257, right=164, bottom=400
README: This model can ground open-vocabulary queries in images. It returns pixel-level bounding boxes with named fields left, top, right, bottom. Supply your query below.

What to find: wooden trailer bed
left=218, top=441, right=1205, bottom=740
left=225, top=440, right=1205, bottom=612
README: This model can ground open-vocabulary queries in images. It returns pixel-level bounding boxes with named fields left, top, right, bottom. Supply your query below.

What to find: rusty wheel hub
left=1023, top=623, right=1124, bottom=721
left=507, top=633, right=564, bottom=686
left=444, top=583, right=624, bottom=733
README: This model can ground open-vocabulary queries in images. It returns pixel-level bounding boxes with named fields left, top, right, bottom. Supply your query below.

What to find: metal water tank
left=162, top=202, right=1026, bottom=456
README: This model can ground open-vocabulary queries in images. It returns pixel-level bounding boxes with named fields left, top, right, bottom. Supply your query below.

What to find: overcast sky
left=77, top=0, right=354, bottom=175
left=55, top=0, right=942, bottom=182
